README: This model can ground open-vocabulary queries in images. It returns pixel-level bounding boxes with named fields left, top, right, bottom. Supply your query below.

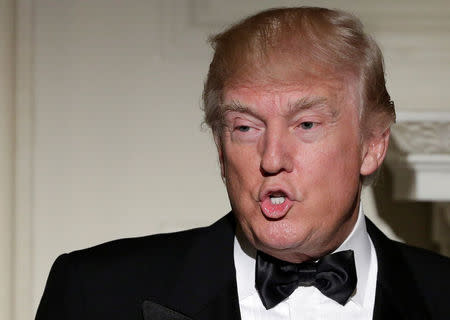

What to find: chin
left=251, top=219, right=309, bottom=252
left=255, top=236, right=314, bottom=263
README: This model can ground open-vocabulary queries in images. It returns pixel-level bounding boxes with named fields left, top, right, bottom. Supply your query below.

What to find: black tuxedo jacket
left=36, top=213, right=450, bottom=320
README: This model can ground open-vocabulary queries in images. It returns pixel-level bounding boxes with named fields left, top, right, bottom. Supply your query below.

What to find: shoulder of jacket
left=394, top=240, right=450, bottom=268
left=59, top=224, right=210, bottom=268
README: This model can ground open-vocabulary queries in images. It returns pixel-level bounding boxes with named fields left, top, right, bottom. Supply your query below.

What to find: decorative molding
left=391, top=122, right=450, bottom=154
left=386, top=114, right=450, bottom=201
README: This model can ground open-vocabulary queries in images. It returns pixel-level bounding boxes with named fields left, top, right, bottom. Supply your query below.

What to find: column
left=0, top=0, right=15, bottom=319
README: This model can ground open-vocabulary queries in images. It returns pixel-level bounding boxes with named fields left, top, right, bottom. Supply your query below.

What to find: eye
left=299, top=122, right=315, bottom=130
left=236, top=125, right=251, bottom=132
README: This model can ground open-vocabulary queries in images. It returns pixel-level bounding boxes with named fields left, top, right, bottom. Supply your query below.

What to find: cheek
left=222, top=144, right=261, bottom=197
left=224, top=145, right=255, bottom=175
left=300, top=131, right=362, bottom=195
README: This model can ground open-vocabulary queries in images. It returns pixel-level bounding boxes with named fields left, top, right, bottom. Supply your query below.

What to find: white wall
left=7, top=0, right=450, bottom=319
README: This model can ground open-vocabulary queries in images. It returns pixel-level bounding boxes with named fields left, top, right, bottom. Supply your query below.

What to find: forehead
left=222, top=78, right=359, bottom=117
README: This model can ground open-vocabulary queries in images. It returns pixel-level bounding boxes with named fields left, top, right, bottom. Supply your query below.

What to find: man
left=36, top=7, right=449, bottom=320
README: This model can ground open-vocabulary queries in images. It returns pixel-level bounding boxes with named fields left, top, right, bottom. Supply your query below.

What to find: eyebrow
left=220, top=96, right=339, bottom=120
left=288, top=96, right=339, bottom=119
left=220, top=101, right=261, bottom=119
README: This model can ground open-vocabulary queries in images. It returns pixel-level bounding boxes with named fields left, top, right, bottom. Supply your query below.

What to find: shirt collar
left=233, top=203, right=373, bottom=306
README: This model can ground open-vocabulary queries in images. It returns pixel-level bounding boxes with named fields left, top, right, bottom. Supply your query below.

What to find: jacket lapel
left=143, top=213, right=241, bottom=320
left=366, top=218, right=431, bottom=320
left=141, top=214, right=433, bottom=319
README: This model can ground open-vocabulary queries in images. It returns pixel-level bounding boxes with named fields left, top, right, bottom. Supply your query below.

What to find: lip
left=258, top=185, right=295, bottom=219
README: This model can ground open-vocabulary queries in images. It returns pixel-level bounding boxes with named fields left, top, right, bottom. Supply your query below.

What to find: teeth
left=270, top=196, right=285, bottom=205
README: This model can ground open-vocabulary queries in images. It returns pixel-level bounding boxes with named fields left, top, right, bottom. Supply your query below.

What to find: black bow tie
left=255, top=250, right=357, bottom=309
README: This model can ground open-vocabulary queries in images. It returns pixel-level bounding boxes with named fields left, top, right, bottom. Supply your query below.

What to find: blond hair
left=202, top=7, right=395, bottom=138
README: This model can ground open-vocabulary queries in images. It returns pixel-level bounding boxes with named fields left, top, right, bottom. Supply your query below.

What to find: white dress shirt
left=233, top=204, right=378, bottom=320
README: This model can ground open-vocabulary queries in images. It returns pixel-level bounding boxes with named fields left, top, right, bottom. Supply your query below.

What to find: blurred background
left=1, top=0, right=449, bottom=319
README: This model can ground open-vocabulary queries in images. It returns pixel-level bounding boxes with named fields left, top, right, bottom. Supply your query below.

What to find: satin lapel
left=365, top=218, right=431, bottom=320
left=165, top=213, right=241, bottom=320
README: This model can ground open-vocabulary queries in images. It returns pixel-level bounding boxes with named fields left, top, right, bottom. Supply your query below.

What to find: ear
left=360, top=128, right=390, bottom=176
left=214, top=134, right=226, bottom=180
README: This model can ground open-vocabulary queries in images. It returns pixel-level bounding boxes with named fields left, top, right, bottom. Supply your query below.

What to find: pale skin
left=216, top=78, right=390, bottom=263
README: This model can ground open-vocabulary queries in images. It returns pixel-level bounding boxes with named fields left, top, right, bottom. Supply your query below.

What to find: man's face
left=219, top=78, right=373, bottom=262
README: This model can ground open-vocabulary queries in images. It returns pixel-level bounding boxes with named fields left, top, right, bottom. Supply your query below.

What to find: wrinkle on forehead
left=221, top=96, right=339, bottom=122
left=222, top=80, right=350, bottom=116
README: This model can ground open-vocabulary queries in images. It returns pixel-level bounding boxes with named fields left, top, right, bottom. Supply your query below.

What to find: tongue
left=260, top=197, right=291, bottom=219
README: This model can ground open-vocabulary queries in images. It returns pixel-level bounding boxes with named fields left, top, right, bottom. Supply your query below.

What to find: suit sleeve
left=35, top=253, right=85, bottom=320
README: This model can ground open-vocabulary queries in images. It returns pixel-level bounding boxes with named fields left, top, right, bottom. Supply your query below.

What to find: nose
left=260, top=126, right=294, bottom=176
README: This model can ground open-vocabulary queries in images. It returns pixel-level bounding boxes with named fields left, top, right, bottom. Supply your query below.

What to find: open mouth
left=269, top=192, right=286, bottom=205
left=260, top=190, right=292, bottom=219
